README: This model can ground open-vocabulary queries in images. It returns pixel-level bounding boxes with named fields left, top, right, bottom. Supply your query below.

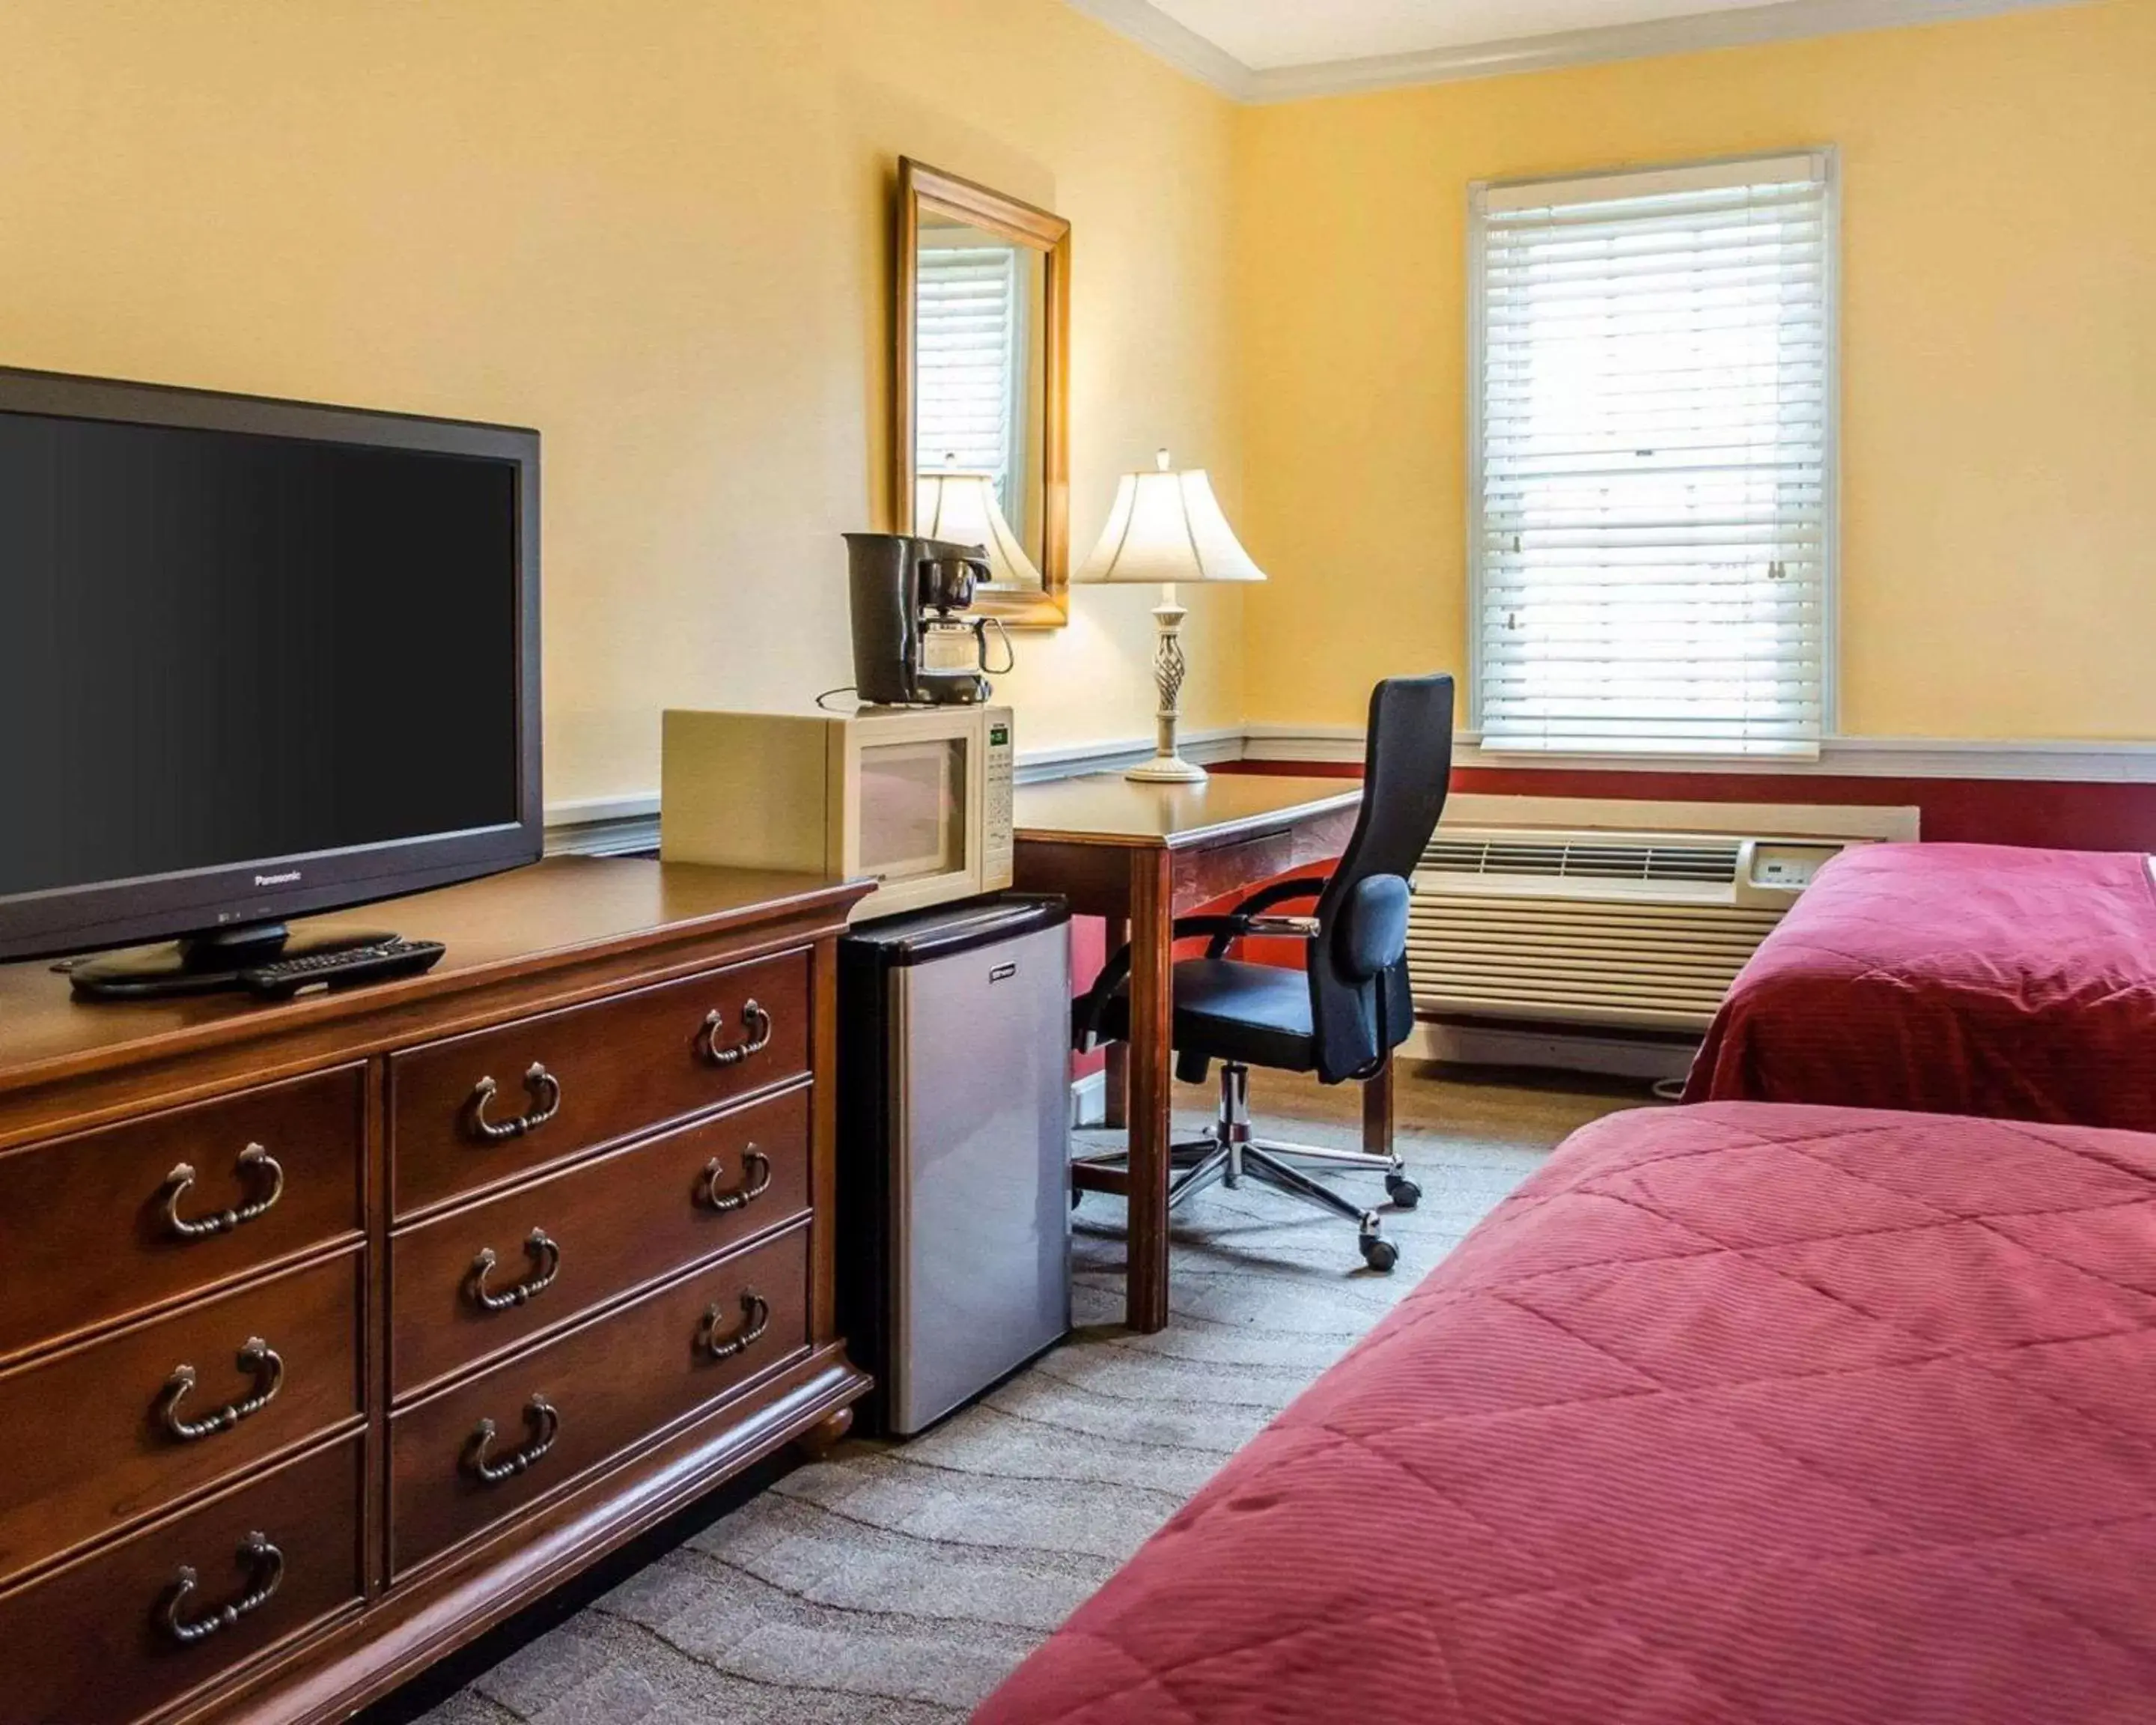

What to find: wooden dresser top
left=0, top=857, right=863, bottom=1097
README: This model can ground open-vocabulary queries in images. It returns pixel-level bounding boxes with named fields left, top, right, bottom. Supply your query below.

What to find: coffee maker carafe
left=844, top=532, right=1013, bottom=707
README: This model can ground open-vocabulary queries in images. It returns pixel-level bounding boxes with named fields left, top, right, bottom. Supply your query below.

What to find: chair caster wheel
left=1359, top=1234, right=1398, bottom=1272
left=1385, top=1174, right=1421, bottom=1209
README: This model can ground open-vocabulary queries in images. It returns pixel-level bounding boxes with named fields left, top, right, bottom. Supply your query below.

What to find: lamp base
left=1124, top=594, right=1209, bottom=784
left=1124, top=754, right=1209, bottom=785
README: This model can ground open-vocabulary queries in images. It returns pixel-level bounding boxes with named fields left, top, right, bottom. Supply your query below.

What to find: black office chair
left=1073, top=674, right=1455, bottom=1271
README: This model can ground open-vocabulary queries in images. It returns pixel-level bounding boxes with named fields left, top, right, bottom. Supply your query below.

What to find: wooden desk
left=1013, top=773, right=1364, bottom=1333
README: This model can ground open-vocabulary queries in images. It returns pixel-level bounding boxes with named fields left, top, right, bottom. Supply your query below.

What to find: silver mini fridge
left=838, top=893, right=1073, bottom=1437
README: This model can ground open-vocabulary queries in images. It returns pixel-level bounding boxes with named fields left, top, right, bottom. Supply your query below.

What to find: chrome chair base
left=1075, top=1063, right=1416, bottom=1271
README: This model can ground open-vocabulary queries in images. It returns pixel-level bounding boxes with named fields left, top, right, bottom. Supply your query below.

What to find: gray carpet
left=418, top=1066, right=1643, bottom=1725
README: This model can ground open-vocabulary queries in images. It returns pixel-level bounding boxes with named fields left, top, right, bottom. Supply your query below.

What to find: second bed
left=1684, top=842, right=2156, bottom=1130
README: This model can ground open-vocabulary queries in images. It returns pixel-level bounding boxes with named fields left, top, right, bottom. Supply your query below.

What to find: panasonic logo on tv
left=254, top=871, right=304, bottom=888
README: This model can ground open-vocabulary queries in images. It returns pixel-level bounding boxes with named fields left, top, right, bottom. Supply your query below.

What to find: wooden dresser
left=0, top=858, right=872, bottom=1724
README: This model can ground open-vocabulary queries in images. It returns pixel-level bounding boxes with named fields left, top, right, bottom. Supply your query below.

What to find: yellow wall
left=8, top=0, right=2150, bottom=791
left=0, top=0, right=1243, bottom=812
left=1234, top=0, right=2156, bottom=742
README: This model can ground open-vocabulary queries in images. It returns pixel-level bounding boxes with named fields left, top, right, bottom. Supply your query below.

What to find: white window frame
left=1465, top=147, right=1841, bottom=758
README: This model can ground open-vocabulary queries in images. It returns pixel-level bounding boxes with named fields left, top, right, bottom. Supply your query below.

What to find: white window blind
left=1470, top=151, right=1836, bottom=758
left=916, top=242, right=1026, bottom=526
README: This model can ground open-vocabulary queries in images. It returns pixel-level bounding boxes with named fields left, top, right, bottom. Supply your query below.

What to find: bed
left=1684, top=842, right=2156, bottom=1130
left=975, top=1101, right=2156, bottom=1725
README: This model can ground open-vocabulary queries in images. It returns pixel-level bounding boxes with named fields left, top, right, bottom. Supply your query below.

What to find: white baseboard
left=1407, top=1020, right=1697, bottom=1084
left=1070, top=1068, right=1109, bottom=1130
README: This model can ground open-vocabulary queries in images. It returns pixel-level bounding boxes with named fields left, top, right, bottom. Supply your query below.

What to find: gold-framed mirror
left=895, top=158, right=1071, bottom=628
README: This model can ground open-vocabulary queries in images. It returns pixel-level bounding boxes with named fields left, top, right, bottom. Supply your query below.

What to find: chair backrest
left=1307, top=674, right=1455, bottom=1083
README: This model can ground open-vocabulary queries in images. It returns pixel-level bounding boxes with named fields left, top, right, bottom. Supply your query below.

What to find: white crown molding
left=1063, top=0, right=2094, bottom=104
left=1059, top=0, right=1258, bottom=99
left=1241, top=724, right=2156, bottom=784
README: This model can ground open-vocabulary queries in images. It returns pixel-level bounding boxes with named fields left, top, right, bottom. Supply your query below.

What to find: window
left=1468, top=151, right=1836, bottom=757
left=916, top=237, right=1030, bottom=535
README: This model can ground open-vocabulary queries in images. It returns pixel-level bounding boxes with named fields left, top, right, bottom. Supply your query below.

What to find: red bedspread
left=975, top=1103, right=2156, bottom=1724
left=1685, top=842, right=2156, bottom=1129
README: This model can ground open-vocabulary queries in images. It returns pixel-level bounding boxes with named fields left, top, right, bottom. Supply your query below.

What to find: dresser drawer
left=0, top=1068, right=365, bottom=1365
left=390, top=1083, right=811, bottom=1397
left=0, top=1434, right=362, bottom=1725
left=390, top=1220, right=809, bottom=1578
left=390, top=950, right=811, bottom=1218
left=0, top=1250, right=360, bottom=1589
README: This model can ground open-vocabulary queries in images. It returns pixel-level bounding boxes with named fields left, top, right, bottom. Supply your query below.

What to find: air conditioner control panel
left=1746, top=842, right=1847, bottom=894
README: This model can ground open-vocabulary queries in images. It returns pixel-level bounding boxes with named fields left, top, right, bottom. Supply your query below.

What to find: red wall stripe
left=1217, top=759, right=2156, bottom=852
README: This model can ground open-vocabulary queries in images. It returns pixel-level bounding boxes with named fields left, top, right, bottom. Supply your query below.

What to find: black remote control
left=241, top=939, right=446, bottom=1001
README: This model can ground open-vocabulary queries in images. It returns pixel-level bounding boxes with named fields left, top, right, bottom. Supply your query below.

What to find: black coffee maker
left=843, top=532, right=1011, bottom=706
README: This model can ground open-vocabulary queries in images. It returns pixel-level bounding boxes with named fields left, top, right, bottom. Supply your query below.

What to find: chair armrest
left=1200, top=877, right=1327, bottom=956
left=1240, top=914, right=1321, bottom=938
left=1223, top=877, right=1326, bottom=921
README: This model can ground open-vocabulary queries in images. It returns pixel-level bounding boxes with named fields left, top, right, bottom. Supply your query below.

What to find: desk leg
left=1103, top=919, right=1130, bottom=1130
left=1125, top=851, right=1174, bottom=1333
left=1362, top=1051, right=1395, bottom=1157
left=1103, top=1043, right=1129, bottom=1131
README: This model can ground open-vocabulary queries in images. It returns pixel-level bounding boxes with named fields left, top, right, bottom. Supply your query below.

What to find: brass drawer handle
left=159, top=1336, right=284, bottom=1441
left=468, top=1062, right=562, bottom=1142
left=160, top=1145, right=284, bottom=1241
left=466, top=1396, right=558, bottom=1485
left=700, top=1001, right=773, bottom=1068
left=468, top=1229, right=562, bottom=1312
left=699, top=1149, right=773, bottom=1214
left=159, top=1530, right=284, bottom=1646
left=699, top=1290, right=770, bottom=1361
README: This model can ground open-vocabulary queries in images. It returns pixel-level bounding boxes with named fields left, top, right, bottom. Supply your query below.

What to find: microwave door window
left=859, top=740, right=966, bottom=881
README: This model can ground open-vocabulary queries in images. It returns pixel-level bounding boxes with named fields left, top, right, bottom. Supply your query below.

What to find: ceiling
left=1149, top=0, right=1790, bottom=70
left=1063, top=0, right=2084, bottom=100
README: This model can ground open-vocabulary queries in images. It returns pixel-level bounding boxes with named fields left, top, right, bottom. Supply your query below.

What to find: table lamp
left=1076, top=450, right=1266, bottom=782
left=916, top=460, right=1043, bottom=591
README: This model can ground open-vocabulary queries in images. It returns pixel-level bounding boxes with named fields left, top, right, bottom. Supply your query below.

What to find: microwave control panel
left=983, top=708, right=1015, bottom=889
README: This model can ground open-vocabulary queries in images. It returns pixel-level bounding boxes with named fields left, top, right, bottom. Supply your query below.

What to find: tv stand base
left=64, top=922, right=395, bottom=1000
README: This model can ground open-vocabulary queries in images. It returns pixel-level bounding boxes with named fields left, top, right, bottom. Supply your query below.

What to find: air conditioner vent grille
left=1422, top=838, right=1740, bottom=884
left=1405, top=819, right=1867, bottom=1037
left=1409, top=895, right=1782, bottom=1032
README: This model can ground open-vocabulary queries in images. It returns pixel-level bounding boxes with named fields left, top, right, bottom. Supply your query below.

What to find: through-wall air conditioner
left=1407, top=799, right=1918, bottom=1035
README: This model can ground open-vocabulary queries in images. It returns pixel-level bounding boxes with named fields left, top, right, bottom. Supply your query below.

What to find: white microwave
left=661, top=704, right=1014, bottom=921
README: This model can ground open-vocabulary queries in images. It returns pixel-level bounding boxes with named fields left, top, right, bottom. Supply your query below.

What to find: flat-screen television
left=0, top=367, right=541, bottom=992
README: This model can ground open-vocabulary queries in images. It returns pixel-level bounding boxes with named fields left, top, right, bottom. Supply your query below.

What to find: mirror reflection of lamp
left=916, top=454, right=1042, bottom=591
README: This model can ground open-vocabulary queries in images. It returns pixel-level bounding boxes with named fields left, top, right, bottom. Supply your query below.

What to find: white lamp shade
left=1075, top=457, right=1266, bottom=585
left=916, top=469, right=1042, bottom=590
